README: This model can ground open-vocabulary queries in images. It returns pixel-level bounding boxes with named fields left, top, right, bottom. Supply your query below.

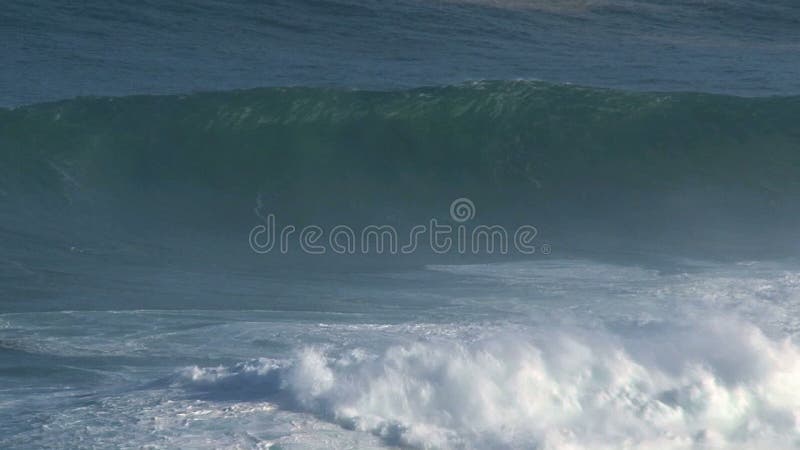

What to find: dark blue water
left=4, top=2, right=800, bottom=448
left=3, top=0, right=800, bottom=107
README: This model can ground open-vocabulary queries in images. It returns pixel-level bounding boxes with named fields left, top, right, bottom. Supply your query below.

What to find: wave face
left=3, top=82, right=800, bottom=193
left=2, top=82, right=800, bottom=238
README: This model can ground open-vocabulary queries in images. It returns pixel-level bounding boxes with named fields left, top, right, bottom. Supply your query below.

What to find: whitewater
left=1, top=259, right=800, bottom=449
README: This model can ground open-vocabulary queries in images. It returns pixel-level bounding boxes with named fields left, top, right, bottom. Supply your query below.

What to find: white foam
left=179, top=315, right=800, bottom=449
left=7, top=259, right=800, bottom=448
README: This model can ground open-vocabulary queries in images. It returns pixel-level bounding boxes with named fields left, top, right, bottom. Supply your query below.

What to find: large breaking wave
left=2, top=81, right=800, bottom=258
left=3, top=81, right=799, bottom=198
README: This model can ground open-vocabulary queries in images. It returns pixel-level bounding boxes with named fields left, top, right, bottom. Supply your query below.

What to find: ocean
left=2, top=1, right=800, bottom=448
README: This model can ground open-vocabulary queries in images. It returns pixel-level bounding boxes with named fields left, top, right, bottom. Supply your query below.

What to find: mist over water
left=3, top=1, right=800, bottom=449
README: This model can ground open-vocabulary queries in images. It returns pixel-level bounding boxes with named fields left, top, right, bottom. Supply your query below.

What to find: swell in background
left=3, top=0, right=800, bottom=106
